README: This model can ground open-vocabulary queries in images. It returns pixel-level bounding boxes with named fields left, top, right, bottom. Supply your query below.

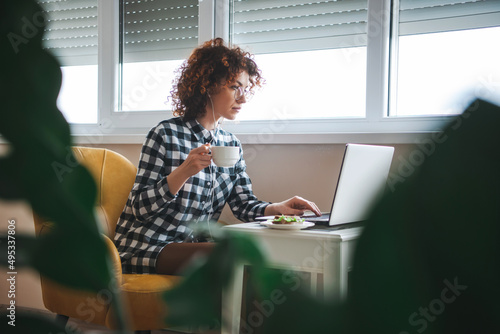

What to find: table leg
left=222, top=263, right=245, bottom=334
left=323, top=240, right=352, bottom=301
left=322, top=240, right=341, bottom=301
left=310, top=272, right=318, bottom=297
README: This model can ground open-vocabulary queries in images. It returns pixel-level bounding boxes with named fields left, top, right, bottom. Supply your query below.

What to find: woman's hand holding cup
left=181, top=144, right=212, bottom=176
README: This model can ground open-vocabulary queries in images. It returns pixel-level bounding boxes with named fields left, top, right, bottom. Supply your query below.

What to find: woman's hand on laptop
left=264, top=196, right=321, bottom=217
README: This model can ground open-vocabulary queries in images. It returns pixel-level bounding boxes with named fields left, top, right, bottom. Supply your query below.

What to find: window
left=29, top=0, right=500, bottom=143
left=391, top=0, right=500, bottom=117
left=230, top=0, right=368, bottom=120
left=38, top=0, right=98, bottom=124
left=120, top=0, right=199, bottom=112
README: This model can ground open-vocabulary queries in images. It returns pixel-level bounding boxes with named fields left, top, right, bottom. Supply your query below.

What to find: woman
left=114, top=38, right=320, bottom=275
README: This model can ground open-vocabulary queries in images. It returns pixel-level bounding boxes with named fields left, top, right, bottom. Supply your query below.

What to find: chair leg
left=55, top=314, right=69, bottom=327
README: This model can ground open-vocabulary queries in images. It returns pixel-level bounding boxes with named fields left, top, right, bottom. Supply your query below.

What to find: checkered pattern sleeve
left=130, top=126, right=177, bottom=221
left=226, top=148, right=269, bottom=221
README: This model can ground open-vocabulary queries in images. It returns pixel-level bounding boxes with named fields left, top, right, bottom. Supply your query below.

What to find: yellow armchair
left=33, top=147, right=181, bottom=334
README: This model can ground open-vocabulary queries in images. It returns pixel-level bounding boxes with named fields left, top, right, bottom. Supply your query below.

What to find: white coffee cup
left=210, top=146, right=240, bottom=167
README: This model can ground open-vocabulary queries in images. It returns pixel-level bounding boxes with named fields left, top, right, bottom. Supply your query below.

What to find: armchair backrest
left=72, top=147, right=137, bottom=237
left=34, top=147, right=137, bottom=239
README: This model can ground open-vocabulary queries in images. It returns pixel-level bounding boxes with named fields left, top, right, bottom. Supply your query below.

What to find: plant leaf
left=0, top=1, right=129, bottom=332
left=33, top=229, right=112, bottom=292
left=163, top=231, right=277, bottom=330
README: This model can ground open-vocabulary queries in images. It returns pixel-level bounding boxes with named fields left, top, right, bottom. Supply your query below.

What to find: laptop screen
left=327, top=143, right=394, bottom=226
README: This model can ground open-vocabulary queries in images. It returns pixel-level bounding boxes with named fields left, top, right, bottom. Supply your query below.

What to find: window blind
left=122, top=0, right=199, bottom=63
left=399, top=0, right=500, bottom=36
left=231, top=0, right=369, bottom=54
left=38, top=0, right=98, bottom=66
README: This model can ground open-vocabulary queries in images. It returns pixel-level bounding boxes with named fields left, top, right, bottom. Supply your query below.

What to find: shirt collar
left=184, top=118, right=214, bottom=144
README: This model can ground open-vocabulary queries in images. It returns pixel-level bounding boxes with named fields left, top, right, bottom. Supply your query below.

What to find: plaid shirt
left=114, top=117, right=269, bottom=273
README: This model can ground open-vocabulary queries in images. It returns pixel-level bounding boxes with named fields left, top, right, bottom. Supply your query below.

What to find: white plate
left=260, top=221, right=315, bottom=230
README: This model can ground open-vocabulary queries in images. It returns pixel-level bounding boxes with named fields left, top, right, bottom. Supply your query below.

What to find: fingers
left=283, top=207, right=308, bottom=216
left=182, top=144, right=213, bottom=176
left=190, top=144, right=211, bottom=162
left=308, top=201, right=321, bottom=216
left=287, top=196, right=322, bottom=216
left=192, top=143, right=211, bottom=154
left=193, top=148, right=212, bottom=168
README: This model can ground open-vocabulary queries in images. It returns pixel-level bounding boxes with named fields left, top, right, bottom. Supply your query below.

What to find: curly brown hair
left=170, top=38, right=263, bottom=121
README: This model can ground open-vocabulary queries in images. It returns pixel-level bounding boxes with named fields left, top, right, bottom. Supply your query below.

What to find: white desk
left=221, top=222, right=362, bottom=334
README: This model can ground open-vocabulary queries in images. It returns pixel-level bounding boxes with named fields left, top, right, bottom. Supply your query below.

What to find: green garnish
left=273, top=215, right=305, bottom=224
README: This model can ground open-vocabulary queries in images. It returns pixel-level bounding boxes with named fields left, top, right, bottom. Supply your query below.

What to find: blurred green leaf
left=163, top=258, right=223, bottom=329
left=0, top=0, right=109, bottom=293
left=0, top=227, right=110, bottom=295
left=34, top=229, right=112, bottom=292
left=163, top=232, right=268, bottom=329
left=260, top=280, right=342, bottom=334
left=27, top=157, right=99, bottom=234
left=0, top=157, right=23, bottom=200
left=0, top=0, right=127, bottom=332
left=163, top=230, right=295, bottom=331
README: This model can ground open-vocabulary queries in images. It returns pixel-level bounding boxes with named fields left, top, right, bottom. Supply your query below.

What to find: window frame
left=66, top=0, right=458, bottom=145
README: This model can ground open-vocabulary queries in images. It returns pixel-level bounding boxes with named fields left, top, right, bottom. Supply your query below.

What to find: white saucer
left=260, top=221, right=315, bottom=230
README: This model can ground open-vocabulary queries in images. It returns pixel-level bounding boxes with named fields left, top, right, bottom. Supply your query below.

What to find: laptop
left=257, top=143, right=395, bottom=226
